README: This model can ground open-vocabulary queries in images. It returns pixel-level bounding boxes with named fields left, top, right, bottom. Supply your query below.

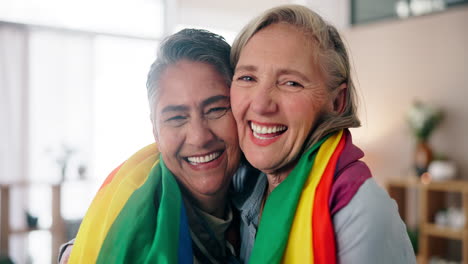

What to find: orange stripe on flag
left=99, top=162, right=124, bottom=191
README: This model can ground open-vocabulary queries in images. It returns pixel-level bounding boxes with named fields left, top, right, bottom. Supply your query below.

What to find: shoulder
left=330, top=160, right=371, bottom=215
left=336, top=178, right=396, bottom=221
left=333, top=178, right=416, bottom=264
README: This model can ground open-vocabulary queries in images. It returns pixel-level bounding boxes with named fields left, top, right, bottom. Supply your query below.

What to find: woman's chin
left=245, top=154, right=280, bottom=174
left=191, top=182, right=228, bottom=197
left=245, top=152, right=298, bottom=178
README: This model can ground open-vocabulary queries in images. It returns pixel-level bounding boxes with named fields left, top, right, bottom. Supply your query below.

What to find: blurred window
left=93, top=35, right=156, bottom=180
left=1, top=3, right=160, bottom=262
left=0, top=0, right=164, bottom=38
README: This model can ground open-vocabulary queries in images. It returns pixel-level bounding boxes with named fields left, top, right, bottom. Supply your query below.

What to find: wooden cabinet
left=0, top=183, right=66, bottom=264
left=387, top=179, right=468, bottom=263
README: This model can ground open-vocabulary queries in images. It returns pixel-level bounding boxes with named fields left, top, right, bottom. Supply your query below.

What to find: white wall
left=170, top=0, right=350, bottom=37
left=344, top=6, right=468, bottom=182
left=176, top=0, right=293, bottom=32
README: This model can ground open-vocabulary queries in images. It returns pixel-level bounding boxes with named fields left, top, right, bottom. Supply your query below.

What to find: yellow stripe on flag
left=282, top=131, right=343, bottom=263
left=69, top=144, right=159, bottom=264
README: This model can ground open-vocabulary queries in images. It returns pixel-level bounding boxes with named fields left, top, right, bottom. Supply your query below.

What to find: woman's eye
left=285, top=81, right=303, bottom=87
left=233, top=75, right=256, bottom=88
left=238, top=76, right=254, bottom=82
left=205, top=106, right=231, bottom=120
left=165, top=115, right=187, bottom=126
left=278, top=80, right=304, bottom=92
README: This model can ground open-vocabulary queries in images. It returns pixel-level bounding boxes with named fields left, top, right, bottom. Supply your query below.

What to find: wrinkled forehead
left=154, top=60, right=230, bottom=112
left=238, top=23, right=321, bottom=66
left=156, top=60, right=229, bottom=96
left=237, top=24, right=323, bottom=78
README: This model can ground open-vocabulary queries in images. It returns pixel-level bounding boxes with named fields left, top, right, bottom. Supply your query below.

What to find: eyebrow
left=201, top=95, right=230, bottom=108
left=235, top=65, right=257, bottom=73
left=160, top=95, right=229, bottom=114
left=236, top=65, right=312, bottom=83
left=277, top=69, right=312, bottom=83
left=161, top=104, right=189, bottom=114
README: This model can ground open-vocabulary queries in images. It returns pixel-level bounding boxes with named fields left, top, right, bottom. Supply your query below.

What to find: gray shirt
left=233, top=173, right=416, bottom=264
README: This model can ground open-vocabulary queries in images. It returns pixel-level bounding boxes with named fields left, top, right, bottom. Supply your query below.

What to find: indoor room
left=1, top=0, right=467, bottom=263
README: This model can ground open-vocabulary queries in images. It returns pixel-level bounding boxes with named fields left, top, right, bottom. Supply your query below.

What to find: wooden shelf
left=423, top=180, right=468, bottom=192
left=0, top=182, right=60, bottom=188
left=423, top=223, right=464, bottom=240
left=0, top=180, right=90, bottom=189
left=386, top=179, right=468, bottom=263
left=0, top=183, right=67, bottom=264
left=387, top=179, right=468, bottom=192
left=9, top=227, right=51, bottom=235
left=386, top=177, right=421, bottom=188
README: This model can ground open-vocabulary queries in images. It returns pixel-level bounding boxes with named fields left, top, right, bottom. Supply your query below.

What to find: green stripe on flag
left=97, top=156, right=183, bottom=263
left=249, top=136, right=329, bottom=264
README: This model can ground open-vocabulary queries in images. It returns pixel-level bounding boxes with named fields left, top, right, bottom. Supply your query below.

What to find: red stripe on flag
left=312, top=135, right=346, bottom=264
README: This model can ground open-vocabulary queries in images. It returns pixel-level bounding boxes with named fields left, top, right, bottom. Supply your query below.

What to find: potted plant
left=407, top=101, right=443, bottom=176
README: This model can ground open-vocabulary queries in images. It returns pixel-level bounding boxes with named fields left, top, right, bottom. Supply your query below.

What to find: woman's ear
left=332, top=83, right=347, bottom=114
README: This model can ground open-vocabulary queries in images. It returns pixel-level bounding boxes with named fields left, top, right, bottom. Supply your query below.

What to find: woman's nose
left=185, top=119, right=216, bottom=147
left=251, top=81, right=278, bottom=115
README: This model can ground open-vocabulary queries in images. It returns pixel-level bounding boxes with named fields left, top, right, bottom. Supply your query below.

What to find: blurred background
left=0, top=0, right=467, bottom=263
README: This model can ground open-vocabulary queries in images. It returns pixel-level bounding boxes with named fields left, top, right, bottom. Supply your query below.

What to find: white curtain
left=0, top=23, right=29, bottom=264
left=0, top=22, right=157, bottom=263
left=26, top=29, right=95, bottom=263
left=0, top=24, right=28, bottom=184
left=0, top=25, right=96, bottom=263
left=27, top=29, right=94, bottom=184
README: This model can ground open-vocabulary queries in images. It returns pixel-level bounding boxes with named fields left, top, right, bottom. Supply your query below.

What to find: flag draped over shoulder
left=69, top=144, right=193, bottom=264
left=249, top=130, right=346, bottom=264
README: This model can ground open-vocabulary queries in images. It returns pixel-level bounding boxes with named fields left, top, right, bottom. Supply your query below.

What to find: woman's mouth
left=186, top=151, right=222, bottom=165
left=249, top=121, right=287, bottom=146
left=183, top=150, right=225, bottom=170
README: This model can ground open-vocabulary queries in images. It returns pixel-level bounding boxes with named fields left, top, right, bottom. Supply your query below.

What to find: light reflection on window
left=0, top=0, right=164, bottom=38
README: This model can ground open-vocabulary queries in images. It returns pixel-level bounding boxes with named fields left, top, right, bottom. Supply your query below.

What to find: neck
left=180, top=187, right=228, bottom=219
left=264, top=160, right=296, bottom=195
left=265, top=172, right=288, bottom=194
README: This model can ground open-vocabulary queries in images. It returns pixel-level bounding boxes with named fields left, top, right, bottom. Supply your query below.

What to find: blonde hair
left=231, top=5, right=360, bottom=150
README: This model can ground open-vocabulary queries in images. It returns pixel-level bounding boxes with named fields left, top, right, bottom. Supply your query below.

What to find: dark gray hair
left=147, top=28, right=232, bottom=121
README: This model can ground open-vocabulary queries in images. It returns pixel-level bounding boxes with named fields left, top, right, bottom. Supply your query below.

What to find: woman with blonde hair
left=230, top=5, right=416, bottom=263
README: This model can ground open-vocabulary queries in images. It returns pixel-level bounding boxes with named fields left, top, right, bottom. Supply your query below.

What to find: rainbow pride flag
left=249, top=130, right=345, bottom=264
left=69, top=144, right=193, bottom=264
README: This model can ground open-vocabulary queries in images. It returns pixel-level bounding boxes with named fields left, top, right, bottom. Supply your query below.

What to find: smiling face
left=231, top=23, right=333, bottom=177
left=153, top=60, right=240, bottom=200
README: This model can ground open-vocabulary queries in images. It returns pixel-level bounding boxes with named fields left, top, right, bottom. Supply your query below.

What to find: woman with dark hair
left=64, top=29, right=241, bottom=264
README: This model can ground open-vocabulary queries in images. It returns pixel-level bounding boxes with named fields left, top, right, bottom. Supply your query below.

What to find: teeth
left=253, top=132, right=272, bottom=140
left=250, top=122, right=287, bottom=135
left=187, top=152, right=221, bottom=165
